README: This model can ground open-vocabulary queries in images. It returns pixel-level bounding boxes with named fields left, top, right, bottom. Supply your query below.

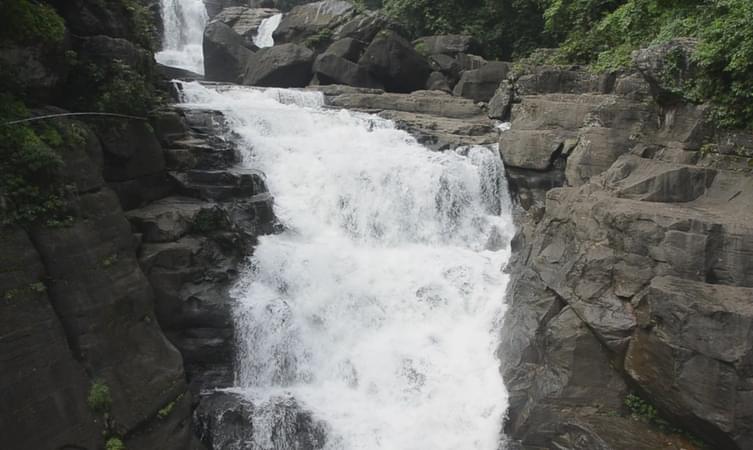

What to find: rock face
left=195, top=391, right=328, bottom=450
left=273, top=0, right=356, bottom=44
left=0, top=228, right=101, bottom=450
left=213, top=7, right=281, bottom=44
left=313, top=52, right=381, bottom=88
left=358, top=30, right=432, bottom=93
left=133, top=107, right=277, bottom=398
left=244, top=43, right=315, bottom=87
left=633, top=38, right=699, bottom=104
left=499, top=51, right=753, bottom=449
left=1, top=114, right=202, bottom=449
left=325, top=88, right=497, bottom=149
left=452, top=61, right=512, bottom=102
left=413, top=34, right=476, bottom=56
left=203, top=20, right=256, bottom=83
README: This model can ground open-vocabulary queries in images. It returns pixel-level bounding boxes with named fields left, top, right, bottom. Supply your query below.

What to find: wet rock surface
left=195, top=391, right=328, bottom=450
left=243, top=43, right=315, bottom=87
left=500, top=55, right=753, bottom=449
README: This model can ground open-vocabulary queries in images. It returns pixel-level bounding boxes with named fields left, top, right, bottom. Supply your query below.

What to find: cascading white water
left=253, top=14, right=283, bottom=48
left=179, top=82, right=513, bottom=450
left=156, top=0, right=208, bottom=74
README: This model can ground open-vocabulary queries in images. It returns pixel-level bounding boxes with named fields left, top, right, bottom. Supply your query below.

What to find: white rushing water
left=179, top=82, right=513, bottom=450
left=253, top=13, right=283, bottom=48
left=156, top=0, right=208, bottom=74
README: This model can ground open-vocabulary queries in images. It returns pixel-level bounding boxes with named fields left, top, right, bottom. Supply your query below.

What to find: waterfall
left=253, top=14, right=283, bottom=48
left=156, top=0, right=208, bottom=74
left=179, top=82, right=513, bottom=449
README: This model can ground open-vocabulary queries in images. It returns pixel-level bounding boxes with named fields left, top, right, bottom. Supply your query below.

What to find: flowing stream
left=179, top=82, right=514, bottom=450
left=253, top=14, right=283, bottom=48
left=155, top=0, right=207, bottom=74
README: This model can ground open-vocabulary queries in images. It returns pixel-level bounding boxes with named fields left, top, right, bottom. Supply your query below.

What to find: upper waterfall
left=253, top=13, right=283, bottom=48
left=179, top=82, right=513, bottom=450
left=155, top=0, right=208, bottom=74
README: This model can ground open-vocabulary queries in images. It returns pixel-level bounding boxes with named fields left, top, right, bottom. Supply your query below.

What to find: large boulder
left=358, top=30, right=432, bottom=93
left=243, top=43, right=315, bottom=87
left=452, top=61, right=512, bottom=102
left=487, top=79, right=514, bottom=120
left=203, top=20, right=256, bottom=82
left=313, top=53, right=381, bottom=88
left=633, top=38, right=699, bottom=104
left=413, top=34, right=476, bottom=56
left=333, top=10, right=401, bottom=43
left=323, top=37, right=364, bottom=62
left=626, top=277, right=753, bottom=449
left=212, top=7, right=281, bottom=44
left=513, top=65, right=613, bottom=96
left=273, top=0, right=356, bottom=44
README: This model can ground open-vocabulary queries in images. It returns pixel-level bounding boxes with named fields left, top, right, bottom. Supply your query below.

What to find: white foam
left=179, top=82, right=513, bottom=450
left=155, top=0, right=208, bottom=75
left=253, top=13, right=283, bottom=48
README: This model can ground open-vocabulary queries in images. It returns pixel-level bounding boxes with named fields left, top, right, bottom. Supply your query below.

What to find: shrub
left=0, top=0, right=66, bottom=45
left=0, top=95, right=74, bottom=227
left=87, top=381, right=112, bottom=414
left=105, top=437, right=126, bottom=450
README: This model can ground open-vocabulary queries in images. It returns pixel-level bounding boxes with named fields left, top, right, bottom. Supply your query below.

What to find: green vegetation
left=122, top=0, right=157, bottom=50
left=304, top=28, right=335, bottom=50
left=541, top=0, right=753, bottom=128
left=105, top=437, right=126, bottom=450
left=87, top=381, right=112, bottom=414
left=0, top=0, right=65, bottom=45
left=3, top=282, right=47, bottom=301
left=359, top=0, right=753, bottom=129
left=377, top=0, right=550, bottom=60
left=624, top=393, right=705, bottom=447
left=157, top=393, right=183, bottom=419
left=67, top=58, right=158, bottom=116
left=0, top=96, right=76, bottom=227
left=101, top=253, right=119, bottom=268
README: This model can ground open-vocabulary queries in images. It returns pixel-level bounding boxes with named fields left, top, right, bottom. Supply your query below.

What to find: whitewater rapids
left=179, top=82, right=513, bottom=450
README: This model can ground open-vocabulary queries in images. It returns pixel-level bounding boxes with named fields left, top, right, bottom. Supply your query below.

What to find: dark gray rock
left=28, top=188, right=190, bottom=436
left=78, top=34, right=153, bottom=75
left=425, top=71, right=452, bottom=92
left=626, top=277, right=753, bottom=449
left=633, top=38, right=699, bottom=104
left=453, top=61, right=512, bottom=102
left=243, top=43, right=315, bottom=87
left=413, top=34, right=475, bottom=56
left=126, top=196, right=225, bottom=243
left=0, top=40, right=69, bottom=103
left=195, top=391, right=328, bottom=450
left=0, top=228, right=101, bottom=450
left=487, top=79, right=514, bottom=120
left=324, top=37, right=364, bottom=62
left=454, top=53, right=487, bottom=71
left=313, top=53, right=382, bottom=88
left=203, top=21, right=256, bottom=83
left=515, top=66, right=612, bottom=96
left=333, top=10, right=400, bottom=43
left=213, top=7, right=281, bottom=43
left=329, top=90, right=484, bottom=119
left=273, top=0, right=356, bottom=44
left=93, top=119, right=167, bottom=180
left=358, top=30, right=432, bottom=93
left=429, top=53, right=461, bottom=85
